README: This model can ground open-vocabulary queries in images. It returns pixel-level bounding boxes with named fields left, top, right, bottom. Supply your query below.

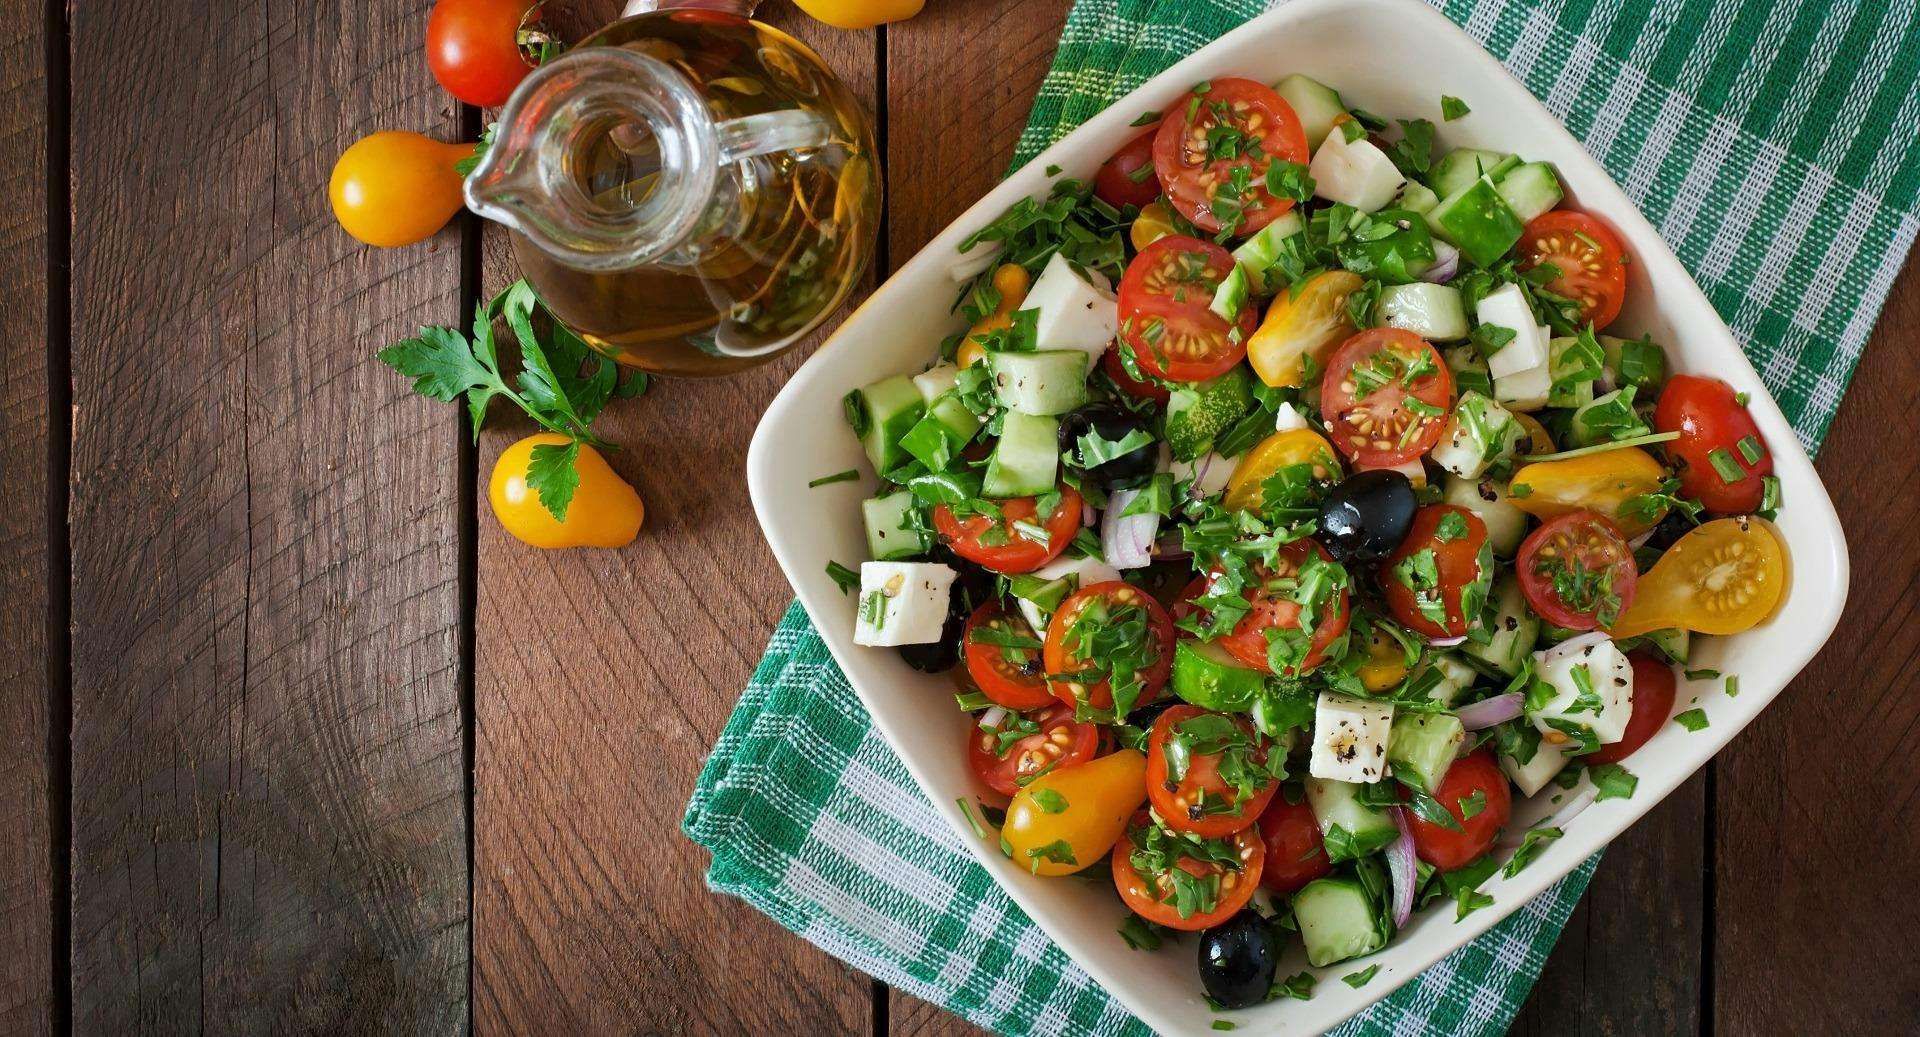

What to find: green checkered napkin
left=687, top=0, right=1920, bottom=1033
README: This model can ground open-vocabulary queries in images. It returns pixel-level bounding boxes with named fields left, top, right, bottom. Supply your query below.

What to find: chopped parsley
left=825, top=560, right=861, bottom=595
left=1272, top=971, right=1316, bottom=1001
left=1674, top=708, right=1710, bottom=732
left=1031, top=788, right=1070, bottom=814
left=1440, top=95, right=1471, bottom=120
left=1457, top=789, right=1488, bottom=820
left=1026, top=839, right=1078, bottom=870
left=1707, top=446, right=1747, bottom=485
left=808, top=469, right=860, bottom=488
left=1119, top=915, right=1168, bottom=951
left=1130, top=109, right=1162, bottom=127
left=1587, top=762, right=1638, bottom=801
left=1342, top=964, right=1382, bottom=988
left=1502, top=826, right=1564, bottom=878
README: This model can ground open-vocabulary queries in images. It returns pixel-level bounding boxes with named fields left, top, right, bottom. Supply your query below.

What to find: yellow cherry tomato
left=1223, top=428, right=1342, bottom=512
left=489, top=433, right=644, bottom=549
left=1611, top=517, right=1786, bottom=638
left=1246, top=270, right=1365, bottom=388
left=330, top=131, right=472, bottom=248
left=793, top=0, right=924, bottom=29
left=1130, top=200, right=1179, bottom=250
left=1356, top=625, right=1410, bottom=692
left=1001, top=749, right=1148, bottom=877
left=957, top=263, right=1032, bottom=368
left=1512, top=412, right=1556, bottom=455
left=1508, top=446, right=1668, bottom=537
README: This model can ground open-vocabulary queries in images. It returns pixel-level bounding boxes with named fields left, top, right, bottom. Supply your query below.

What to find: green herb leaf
left=1674, top=708, right=1710, bottom=732
left=1271, top=971, right=1316, bottom=1001
left=1440, top=95, right=1471, bottom=121
left=825, top=560, right=861, bottom=594
left=1119, top=914, right=1167, bottom=950
left=1031, top=788, right=1070, bottom=814
left=1502, top=826, right=1564, bottom=878
left=1706, top=446, right=1746, bottom=485
left=525, top=440, right=582, bottom=521
left=1342, top=964, right=1381, bottom=988
left=1587, top=762, right=1638, bottom=801
left=808, top=469, right=860, bottom=488
left=1130, top=109, right=1162, bottom=127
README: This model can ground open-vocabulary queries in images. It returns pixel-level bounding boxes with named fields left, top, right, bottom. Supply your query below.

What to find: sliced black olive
left=1198, top=910, right=1279, bottom=1009
left=1058, top=403, right=1157, bottom=488
left=1316, top=469, right=1418, bottom=564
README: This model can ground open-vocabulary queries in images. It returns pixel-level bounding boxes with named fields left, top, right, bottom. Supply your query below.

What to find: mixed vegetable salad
left=829, top=73, right=1787, bottom=1012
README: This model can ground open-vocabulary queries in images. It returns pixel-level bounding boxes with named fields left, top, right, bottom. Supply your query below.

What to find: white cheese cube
left=912, top=363, right=960, bottom=404
left=1498, top=737, right=1572, bottom=797
left=1528, top=634, right=1635, bottom=747
left=853, top=562, right=957, bottom=647
left=1309, top=130, right=1405, bottom=212
left=1430, top=391, right=1523, bottom=479
left=1493, top=361, right=1552, bottom=413
left=1274, top=401, right=1310, bottom=433
left=1171, top=451, right=1238, bottom=500
left=1024, top=252, right=1117, bottom=364
left=1310, top=692, right=1396, bottom=783
left=1476, top=283, right=1549, bottom=379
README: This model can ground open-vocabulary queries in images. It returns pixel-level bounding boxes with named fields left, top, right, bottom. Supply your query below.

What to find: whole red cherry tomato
left=427, top=0, right=546, bottom=108
left=1654, top=374, right=1773, bottom=514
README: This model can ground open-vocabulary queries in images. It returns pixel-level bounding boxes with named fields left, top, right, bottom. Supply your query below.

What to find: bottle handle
left=713, top=110, right=836, bottom=165
left=622, top=0, right=759, bottom=16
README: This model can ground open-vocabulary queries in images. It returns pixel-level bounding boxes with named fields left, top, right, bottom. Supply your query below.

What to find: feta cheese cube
left=1476, top=283, right=1549, bottom=379
left=1430, top=391, right=1523, bottom=479
left=1024, top=253, right=1117, bottom=363
left=1528, top=634, right=1635, bottom=748
left=1498, top=736, right=1572, bottom=797
left=1274, top=401, right=1310, bottom=433
left=1310, top=692, right=1396, bottom=783
left=1310, top=130, right=1405, bottom=212
left=853, top=562, right=958, bottom=647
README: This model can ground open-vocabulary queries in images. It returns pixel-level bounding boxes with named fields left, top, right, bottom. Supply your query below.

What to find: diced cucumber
left=990, top=349, right=1089, bottom=416
left=927, top=391, right=983, bottom=439
left=1428, top=178, right=1527, bottom=269
left=899, top=392, right=982, bottom=472
left=1274, top=73, right=1347, bottom=151
left=1388, top=712, right=1465, bottom=794
left=850, top=375, right=926, bottom=475
left=1165, top=368, right=1254, bottom=462
left=1442, top=473, right=1529, bottom=557
left=1210, top=265, right=1252, bottom=325
left=1334, top=207, right=1435, bottom=282
left=1547, top=333, right=1605, bottom=409
left=1602, top=334, right=1667, bottom=391
left=1376, top=282, right=1468, bottom=340
left=982, top=412, right=1061, bottom=497
left=1443, top=344, right=1493, bottom=400
left=1396, top=180, right=1440, bottom=216
left=1411, top=652, right=1482, bottom=707
left=1305, top=777, right=1401, bottom=862
left=1495, top=161, right=1564, bottom=223
left=1232, top=211, right=1305, bottom=295
left=1429, top=391, right=1522, bottom=480
left=912, top=363, right=960, bottom=404
left=1294, top=874, right=1390, bottom=967
left=1640, top=627, right=1691, bottom=665
left=1312, top=130, right=1405, bottom=212
left=1428, top=148, right=1515, bottom=199
left=862, top=491, right=930, bottom=561
left=1171, top=638, right=1266, bottom=712
left=1567, top=385, right=1648, bottom=447
left=1460, top=575, right=1539, bottom=676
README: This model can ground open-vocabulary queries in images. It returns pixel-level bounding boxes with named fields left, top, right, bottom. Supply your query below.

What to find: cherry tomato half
left=1518, top=210, right=1629, bottom=330
left=967, top=704, right=1101, bottom=798
left=1610, top=517, right=1786, bottom=638
left=1212, top=540, right=1350, bottom=675
left=933, top=484, right=1082, bottom=574
left=1093, top=129, right=1164, bottom=209
left=1379, top=504, right=1491, bottom=639
left=1587, top=651, right=1677, bottom=764
left=1151, top=78, right=1309, bottom=237
left=1517, top=511, right=1638, bottom=631
left=1256, top=793, right=1333, bottom=894
left=1112, top=810, right=1265, bottom=930
left=1321, top=328, right=1454, bottom=467
left=1145, top=706, right=1280, bottom=838
left=426, top=0, right=543, bottom=108
left=1654, top=374, right=1773, bottom=514
left=1044, top=582, right=1175, bottom=713
left=1117, top=236, right=1257, bottom=382
left=1405, top=749, right=1511, bottom=872
left=962, top=603, right=1053, bottom=709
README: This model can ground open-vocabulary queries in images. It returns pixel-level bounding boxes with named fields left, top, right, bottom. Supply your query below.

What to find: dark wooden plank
left=469, top=5, right=877, bottom=1033
left=0, top=0, right=51, bottom=1032
left=1712, top=240, right=1920, bottom=1037
left=883, top=2, right=1070, bottom=1029
left=67, top=0, right=469, bottom=1030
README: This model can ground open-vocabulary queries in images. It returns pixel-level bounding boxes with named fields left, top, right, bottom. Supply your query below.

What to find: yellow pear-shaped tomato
left=957, top=263, right=1032, bottom=369
left=1130, top=201, right=1179, bottom=251
left=1355, top=625, right=1410, bottom=692
left=329, top=131, right=472, bottom=248
left=1246, top=270, right=1365, bottom=388
left=1002, top=749, right=1147, bottom=876
left=793, top=0, right=924, bottom=29
left=489, top=434, right=644, bottom=549
left=1224, top=428, right=1342, bottom=512
left=1611, top=517, right=1786, bottom=638
left=1508, top=447, right=1668, bottom=537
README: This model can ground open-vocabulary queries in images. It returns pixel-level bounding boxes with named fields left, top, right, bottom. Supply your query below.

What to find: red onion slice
left=1420, top=240, right=1461, bottom=284
left=949, top=241, right=1004, bottom=282
left=1454, top=692, right=1525, bottom=730
left=1102, top=488, right=1159, bottom=569
left=1385, top=806, right=1418, bottom=930
left=1499, top=786, right=1599, bottom=849
left=1427, top=634, right=1468, bottom=648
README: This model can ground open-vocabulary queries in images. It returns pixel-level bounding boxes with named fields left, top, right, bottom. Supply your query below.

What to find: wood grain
left=0, top=0, right=51, bottom=1032
left=66, top=0, right=468, bottom=1029
left=469, top=4, right=877, bottom=1033
left=1712, top=240, right=1920, bottom=1037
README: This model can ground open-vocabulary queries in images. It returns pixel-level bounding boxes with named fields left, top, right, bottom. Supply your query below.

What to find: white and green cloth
left=686, top=1, right=1919, bottom=1033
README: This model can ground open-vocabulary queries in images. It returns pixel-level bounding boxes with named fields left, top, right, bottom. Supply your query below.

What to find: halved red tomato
left=933, top=484, right=1082, bottom=574
left=1517, top=511, right=1638, bottom=631
left=1145, top=706, right=1280, bottom=837
left=1654, top=374, right=1773, bottom=514
left=1093, top=128, right=1163, bottom=209
left=1102, top=341, right=1172, bottom=403
left=1404, top=749, right=1511, bottom=872
left=962, top=603, right=1053, bottom=709
left=1151, top=78, right=1309, bottom=237
left=967, top=704, right=1101, bottom=797
left=1116, top=235, right=1256, bottom=382
left=1379, top=504, right=1491, bottom=639
left=1586, top=650, right=1677, bottom=764
left=1256, top=793, right=1333, bottom=894
left=1112, top=809, right=1265, bottom=930
left=1518, top=210, right=1629, bottom=329
left=1044, top=581, right=1175, bottom=714
left=1211, top=540, right=1350, bottom=675
left=1320, top=328, right=1454, bottom=467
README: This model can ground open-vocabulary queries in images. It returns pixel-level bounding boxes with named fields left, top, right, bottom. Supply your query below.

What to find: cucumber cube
left=1305, top=777, right=1400, bottom=861
left=1294, top=875, right=1390, bottom=967
left=1460, top=575, right=1540, bottom=675
left=1311, top=129, right=1405, bottom=212
left=862, top=491, right=930, bottom=561
left=1428, top=178, right=1526, bottom=269
left=1495, top=161, right=1564, bottom=223
left=1498, top=733, right=1572, bottom=797
left=1547, top=333, right=1606, bottom=409
left=982, top=412, right=1061, bottom=498
left=1387, top=712, right=1465, bottom=794
left=1377, top=282, right=1469, bottom=341
left=1442, top=474, right=1529, bottom=557
left=1428, top=148, right=1515, bottom=198
left=849, top=375, right=926, bottom=476
left=1429, top=391, right=1522, bottom=480
left=990, top=349, right=1089, bottom=416
left=1273, top=73, right=1348, bottom=151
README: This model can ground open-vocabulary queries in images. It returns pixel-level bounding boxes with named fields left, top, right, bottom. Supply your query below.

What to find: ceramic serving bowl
left=746, top=0, right=1849, bottom=1031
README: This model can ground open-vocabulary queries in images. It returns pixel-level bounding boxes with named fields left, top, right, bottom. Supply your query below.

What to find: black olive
left=896, top=552, right=996, bottom=673
left=1058, top=403, right=1157, bottom=488
left=1316, top=469, right=1418, bottom=564
left=1198, top=911, right=1279, bottom=1009
left=1642, top=509, right=1697, bottom=553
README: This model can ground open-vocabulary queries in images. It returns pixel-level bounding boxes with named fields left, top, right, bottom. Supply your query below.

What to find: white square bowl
left=745, top=0, right=1850, bottom=1032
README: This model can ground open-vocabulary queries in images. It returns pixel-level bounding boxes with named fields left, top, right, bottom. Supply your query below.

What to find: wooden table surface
left=3, top=1, right=1915, bottom=1033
